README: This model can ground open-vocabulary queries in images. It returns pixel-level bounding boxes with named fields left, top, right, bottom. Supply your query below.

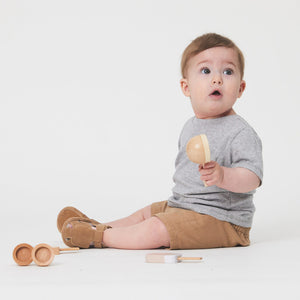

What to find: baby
left=57, top=33, right=263, bottom=250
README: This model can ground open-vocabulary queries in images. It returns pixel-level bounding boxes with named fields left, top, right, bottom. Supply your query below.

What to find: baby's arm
left=199, top=161, right=260, bottom=193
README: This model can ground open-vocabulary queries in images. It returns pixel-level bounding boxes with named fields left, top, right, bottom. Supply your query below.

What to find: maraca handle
left=177, top=257, right=203, bottom=261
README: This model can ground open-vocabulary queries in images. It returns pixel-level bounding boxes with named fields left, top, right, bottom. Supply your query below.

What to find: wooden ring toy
left=13, top=243, right=34, bottom=266
left=13, top=243, right=80, bottom=267
left=32, top=243, right=55, bottom=267
left=32, top=244, right=79, bottom=266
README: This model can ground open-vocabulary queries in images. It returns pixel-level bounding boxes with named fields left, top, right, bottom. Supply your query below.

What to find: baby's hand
left=198, top=161, right=224, bottom=187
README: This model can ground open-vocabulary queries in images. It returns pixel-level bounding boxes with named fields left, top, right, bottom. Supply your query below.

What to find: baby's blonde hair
left=181, top=33, right=245, bottom=79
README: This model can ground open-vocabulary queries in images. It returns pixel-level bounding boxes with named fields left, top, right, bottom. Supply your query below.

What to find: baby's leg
left=104, top=205, right=152, bottom=228
left=103, top=216, right=170, bottom=249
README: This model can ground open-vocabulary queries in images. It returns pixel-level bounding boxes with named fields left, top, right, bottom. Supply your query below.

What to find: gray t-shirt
left=168, top=114, right=263, bottom=227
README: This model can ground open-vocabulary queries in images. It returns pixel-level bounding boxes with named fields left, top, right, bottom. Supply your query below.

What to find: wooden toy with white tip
left=13, top=243, right=79, bottom=267
left=186, top=134, right=211, bottom=186
left=145, top=253, right=203, bottom=264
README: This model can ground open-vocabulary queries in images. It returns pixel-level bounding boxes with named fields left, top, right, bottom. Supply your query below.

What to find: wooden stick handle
left=59, top=247, right=80, bottom=252
left=177, top=257, right=203, bottom=261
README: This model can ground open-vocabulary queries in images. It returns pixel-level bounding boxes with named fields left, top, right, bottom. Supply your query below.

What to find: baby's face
left=180, top=47, right=246, bottom=119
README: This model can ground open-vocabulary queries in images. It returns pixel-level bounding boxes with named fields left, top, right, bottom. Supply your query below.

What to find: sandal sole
left=57, top=206, right=88, bottom=233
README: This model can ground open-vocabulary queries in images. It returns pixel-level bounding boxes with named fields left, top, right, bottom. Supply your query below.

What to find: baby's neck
left=195, top=108, right=236, bottom=120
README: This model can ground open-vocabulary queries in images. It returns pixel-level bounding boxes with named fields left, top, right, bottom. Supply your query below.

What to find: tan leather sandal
left=57, top=206, right=100, bottom=233
left=61, top=217, right=111, bottom=248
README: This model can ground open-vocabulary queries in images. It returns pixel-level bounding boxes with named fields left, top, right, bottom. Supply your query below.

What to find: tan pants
left=151, top=201, right=250, bottom=250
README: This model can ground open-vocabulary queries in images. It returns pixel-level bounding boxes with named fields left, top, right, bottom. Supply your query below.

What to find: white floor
left=1, top=212, right=300, bottom=300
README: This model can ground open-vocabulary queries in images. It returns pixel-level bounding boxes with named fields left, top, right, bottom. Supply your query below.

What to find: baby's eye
left=223, top=68, right=233, bottom=75
left=201, top=67, right=210, bottom=74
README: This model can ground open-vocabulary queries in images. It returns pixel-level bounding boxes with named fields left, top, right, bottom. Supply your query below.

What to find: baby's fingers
left=198, top=162, right=215, bottom=172
left=199, top=161, right=215, bottom=170
left=199, top=168, right=214, bottom=176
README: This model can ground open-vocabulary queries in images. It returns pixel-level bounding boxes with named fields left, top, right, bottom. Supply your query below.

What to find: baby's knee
left=148, top=217, right=170, bottom=247
left=141, top=205, right=152, bottom=220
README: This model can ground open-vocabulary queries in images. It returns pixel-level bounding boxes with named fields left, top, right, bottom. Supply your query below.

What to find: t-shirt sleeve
left=230, top=127, right=263, bottom=184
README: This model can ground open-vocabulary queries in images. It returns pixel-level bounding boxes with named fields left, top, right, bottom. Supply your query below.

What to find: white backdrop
left=1, top=0, right=300, bottom=245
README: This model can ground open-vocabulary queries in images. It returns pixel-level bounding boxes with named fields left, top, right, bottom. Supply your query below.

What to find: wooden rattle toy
left=145, top=253, right=203, bottom=264
left=13, top=243, right=79, bottom=266
left=186, top=134, right=211, bottom=186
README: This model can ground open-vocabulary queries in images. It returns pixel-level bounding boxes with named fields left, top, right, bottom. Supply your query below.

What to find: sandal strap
left=94, top=225, right=105, bottom=247
left=94, top=224, right=111, bottom=248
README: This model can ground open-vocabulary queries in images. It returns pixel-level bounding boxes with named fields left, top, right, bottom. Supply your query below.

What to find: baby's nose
left=211, top=74, right=222, bottom=85
left=212, top=79, right=222, bottom=84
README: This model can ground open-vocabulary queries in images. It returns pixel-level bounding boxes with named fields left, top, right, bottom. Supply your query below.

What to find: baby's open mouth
left=211, top=90, right=221, bottom=96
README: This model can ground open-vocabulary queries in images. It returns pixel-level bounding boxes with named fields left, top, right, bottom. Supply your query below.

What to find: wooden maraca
left=186, top=134, right=211, bottom=186
left=13, top=243, right=79, bottom=267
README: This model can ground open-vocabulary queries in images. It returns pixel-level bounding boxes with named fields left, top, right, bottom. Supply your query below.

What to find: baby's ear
left=180, top=78, right=190, bottom=97
left=238, top=80, right=246, bottom=97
